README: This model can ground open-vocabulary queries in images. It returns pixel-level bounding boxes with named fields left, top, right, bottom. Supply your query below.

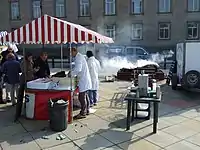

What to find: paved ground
left=1, top=80, right=200, bottom=150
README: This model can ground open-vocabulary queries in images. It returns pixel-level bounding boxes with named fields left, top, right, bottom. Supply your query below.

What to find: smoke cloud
left=99, top=48, right=174, bottom=75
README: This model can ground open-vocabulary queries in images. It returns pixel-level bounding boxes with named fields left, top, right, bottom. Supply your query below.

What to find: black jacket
left=34, top=57, right=50, bottom=78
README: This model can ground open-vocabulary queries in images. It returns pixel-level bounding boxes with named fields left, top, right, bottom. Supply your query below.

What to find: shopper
left=68, top=48, right=92, bottom=119
left=0, top=44, right=19, bottom=103
left=15, top=52, right=39, bottom=121
left=34, top=52, right=50, bottom=78
left=0, top=43, right=19, bottom=65
left=1, top=53, right=21, bottom=105
left=86, top=51, right=101, bottom=106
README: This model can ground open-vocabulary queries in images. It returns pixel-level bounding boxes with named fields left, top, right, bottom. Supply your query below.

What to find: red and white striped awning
left=1, top=14, right=114, bottom=44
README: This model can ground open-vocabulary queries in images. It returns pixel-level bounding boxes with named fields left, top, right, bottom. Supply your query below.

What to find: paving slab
left=142, top=118, right=173, bottom=130
left=100, top=128, right=137, bottom=144
left=165, top=140, right=200, bottom=150
left=79, top=115, right=117, bottom=133
left=0, top=123, right=27, bottom=142
left=102, top=145, right=122, bottom=150
left=179, top=120, right=200, bottom=132
left=162, top=124, right=198, bottom=139
left=159, top=113, right=189, bottom=125
left=118, top=137, right=161, bottom=150
left=143, top=130, right=180, bottom=148
left=30, top=130, right=71, bottom=149
left=74, top=133, right=114, bottom=150
left=19, top=119, right=49, bottom=132
left=0, top=132, right=40, bottom=150
left=186, top=133, right=200, bottom=147
left=44, top=142, right=80, bottom=150
left=62, top=121, right=94, bottom=141
left=176, top=108, right=200, bottom=119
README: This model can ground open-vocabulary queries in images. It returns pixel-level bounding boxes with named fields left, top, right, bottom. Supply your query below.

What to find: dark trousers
left=79, top=91, right=90, bottom=115
left=15, top=82, right=25, bottom=121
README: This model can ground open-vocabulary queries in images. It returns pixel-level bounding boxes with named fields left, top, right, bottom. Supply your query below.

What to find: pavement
left=1, top=80, right=200, bottom=150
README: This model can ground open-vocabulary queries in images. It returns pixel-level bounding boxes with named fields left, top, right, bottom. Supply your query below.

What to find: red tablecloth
left=25, top=89, right=72, bottom=123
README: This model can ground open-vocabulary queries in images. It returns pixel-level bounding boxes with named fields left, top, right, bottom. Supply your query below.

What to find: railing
left=48, top=58, right=70, bottom=68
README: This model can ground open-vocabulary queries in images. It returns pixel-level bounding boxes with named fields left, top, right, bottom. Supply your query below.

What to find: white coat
left=87, top=56, right=101, bottom=90
left=71, top=53, right=92, bottom=93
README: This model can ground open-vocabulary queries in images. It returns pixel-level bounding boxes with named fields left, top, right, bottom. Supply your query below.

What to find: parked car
left=104, top=46, right=150, bottom=60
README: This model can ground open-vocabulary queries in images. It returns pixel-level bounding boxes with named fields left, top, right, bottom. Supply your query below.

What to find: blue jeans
left=88, top=90, right=98, bottom=105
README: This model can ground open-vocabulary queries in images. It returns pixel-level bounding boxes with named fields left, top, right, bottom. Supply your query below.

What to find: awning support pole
left=69, top=43, right=73, bottom=123
left=60, top=44, right=63, bottom=70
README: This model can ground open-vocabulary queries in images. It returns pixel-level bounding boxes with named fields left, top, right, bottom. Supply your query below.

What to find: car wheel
left=184, top=70, right=200, bottom=88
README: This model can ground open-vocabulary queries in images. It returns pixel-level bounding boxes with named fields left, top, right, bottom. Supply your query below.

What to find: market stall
left=1, top=14, right=114, bottom=123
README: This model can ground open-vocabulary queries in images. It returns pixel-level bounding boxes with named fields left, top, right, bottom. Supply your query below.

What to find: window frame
left=158, top=22, right=171, bottom=40
left=32, top=0, right=42, bottom=19
left=10, top=0, right=20, bottom=20
left=104, top=0, right=117, bottom=16
left=186, top=21, right=199, bottom=40
left=78, top=0, right=91, bottom=17
left=104, top=24, right=116, bottom=40
left=187, top=0, right=200, bottom=12
left=131, top=23, right=143, bottom=40
left=130, top=0, right=144, bottom=15
left=54, top=0, right=66, bottom=18
left=157, top=0, right=172, bottom=14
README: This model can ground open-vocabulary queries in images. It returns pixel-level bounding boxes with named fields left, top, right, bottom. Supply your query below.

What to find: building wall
left=0, top=0, right=200, bottom=52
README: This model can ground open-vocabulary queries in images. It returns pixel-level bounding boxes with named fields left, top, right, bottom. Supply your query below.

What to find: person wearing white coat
left=68, top=48, right=92, bottom=119
left=86, top=51, right=101, bottom=106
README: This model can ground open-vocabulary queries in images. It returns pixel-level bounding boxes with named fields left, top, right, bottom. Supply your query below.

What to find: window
left=187, top=22, right=199, bottom=39
left=187, top=0, right=200, bottom=12
left=130, top=0, right=143, bottom=14
left=55, top=0, right=65, bottom=17
left=104, top=25, right=116, bottom=40
left=10, top=0, right=20, bottom=20
left=32, top=0, right=41, bottom=19
left=136, top=48, right=145, bottom=55
left=79, top=0, right=90, bottom=16
left=126, top=48, right=135, bottom=55
left=158, top=23, right=170, bottom=40
left=158, top=0, right=171, bottom=13
left=132, top=23, right=143, bottom=40
left=104, top=0, right=116, bottom=15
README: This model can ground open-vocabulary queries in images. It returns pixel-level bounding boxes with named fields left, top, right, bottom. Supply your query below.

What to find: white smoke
left=149, top=50, right=174, bottom=63
left=99, top=49, right=174, bottom=75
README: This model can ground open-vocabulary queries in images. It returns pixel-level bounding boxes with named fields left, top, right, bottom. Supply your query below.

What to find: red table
left=25, top=89, right=73, bottom=123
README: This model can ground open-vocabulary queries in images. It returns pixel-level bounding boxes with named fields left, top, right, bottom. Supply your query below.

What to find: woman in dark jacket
left=15, top=53, right=39, bottom=121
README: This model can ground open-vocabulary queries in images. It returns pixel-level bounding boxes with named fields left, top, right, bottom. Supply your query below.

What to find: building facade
left=0, top=0, right=200, bottom=50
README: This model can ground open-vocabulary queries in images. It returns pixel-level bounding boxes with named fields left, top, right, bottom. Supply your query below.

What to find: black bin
left=48, top=99, right=68, bottom=132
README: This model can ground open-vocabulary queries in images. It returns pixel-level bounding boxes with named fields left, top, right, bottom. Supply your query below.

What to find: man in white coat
left=68, top=48, right=92, bottom=119
left=86, top=51, right=101, bottom=106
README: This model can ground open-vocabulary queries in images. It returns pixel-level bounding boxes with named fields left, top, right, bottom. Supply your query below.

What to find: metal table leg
left=153, top=102, right=159, bottom=133
left=131, top=100, right=135, bottom=121
left=126, top=99, right=132, bottom=130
